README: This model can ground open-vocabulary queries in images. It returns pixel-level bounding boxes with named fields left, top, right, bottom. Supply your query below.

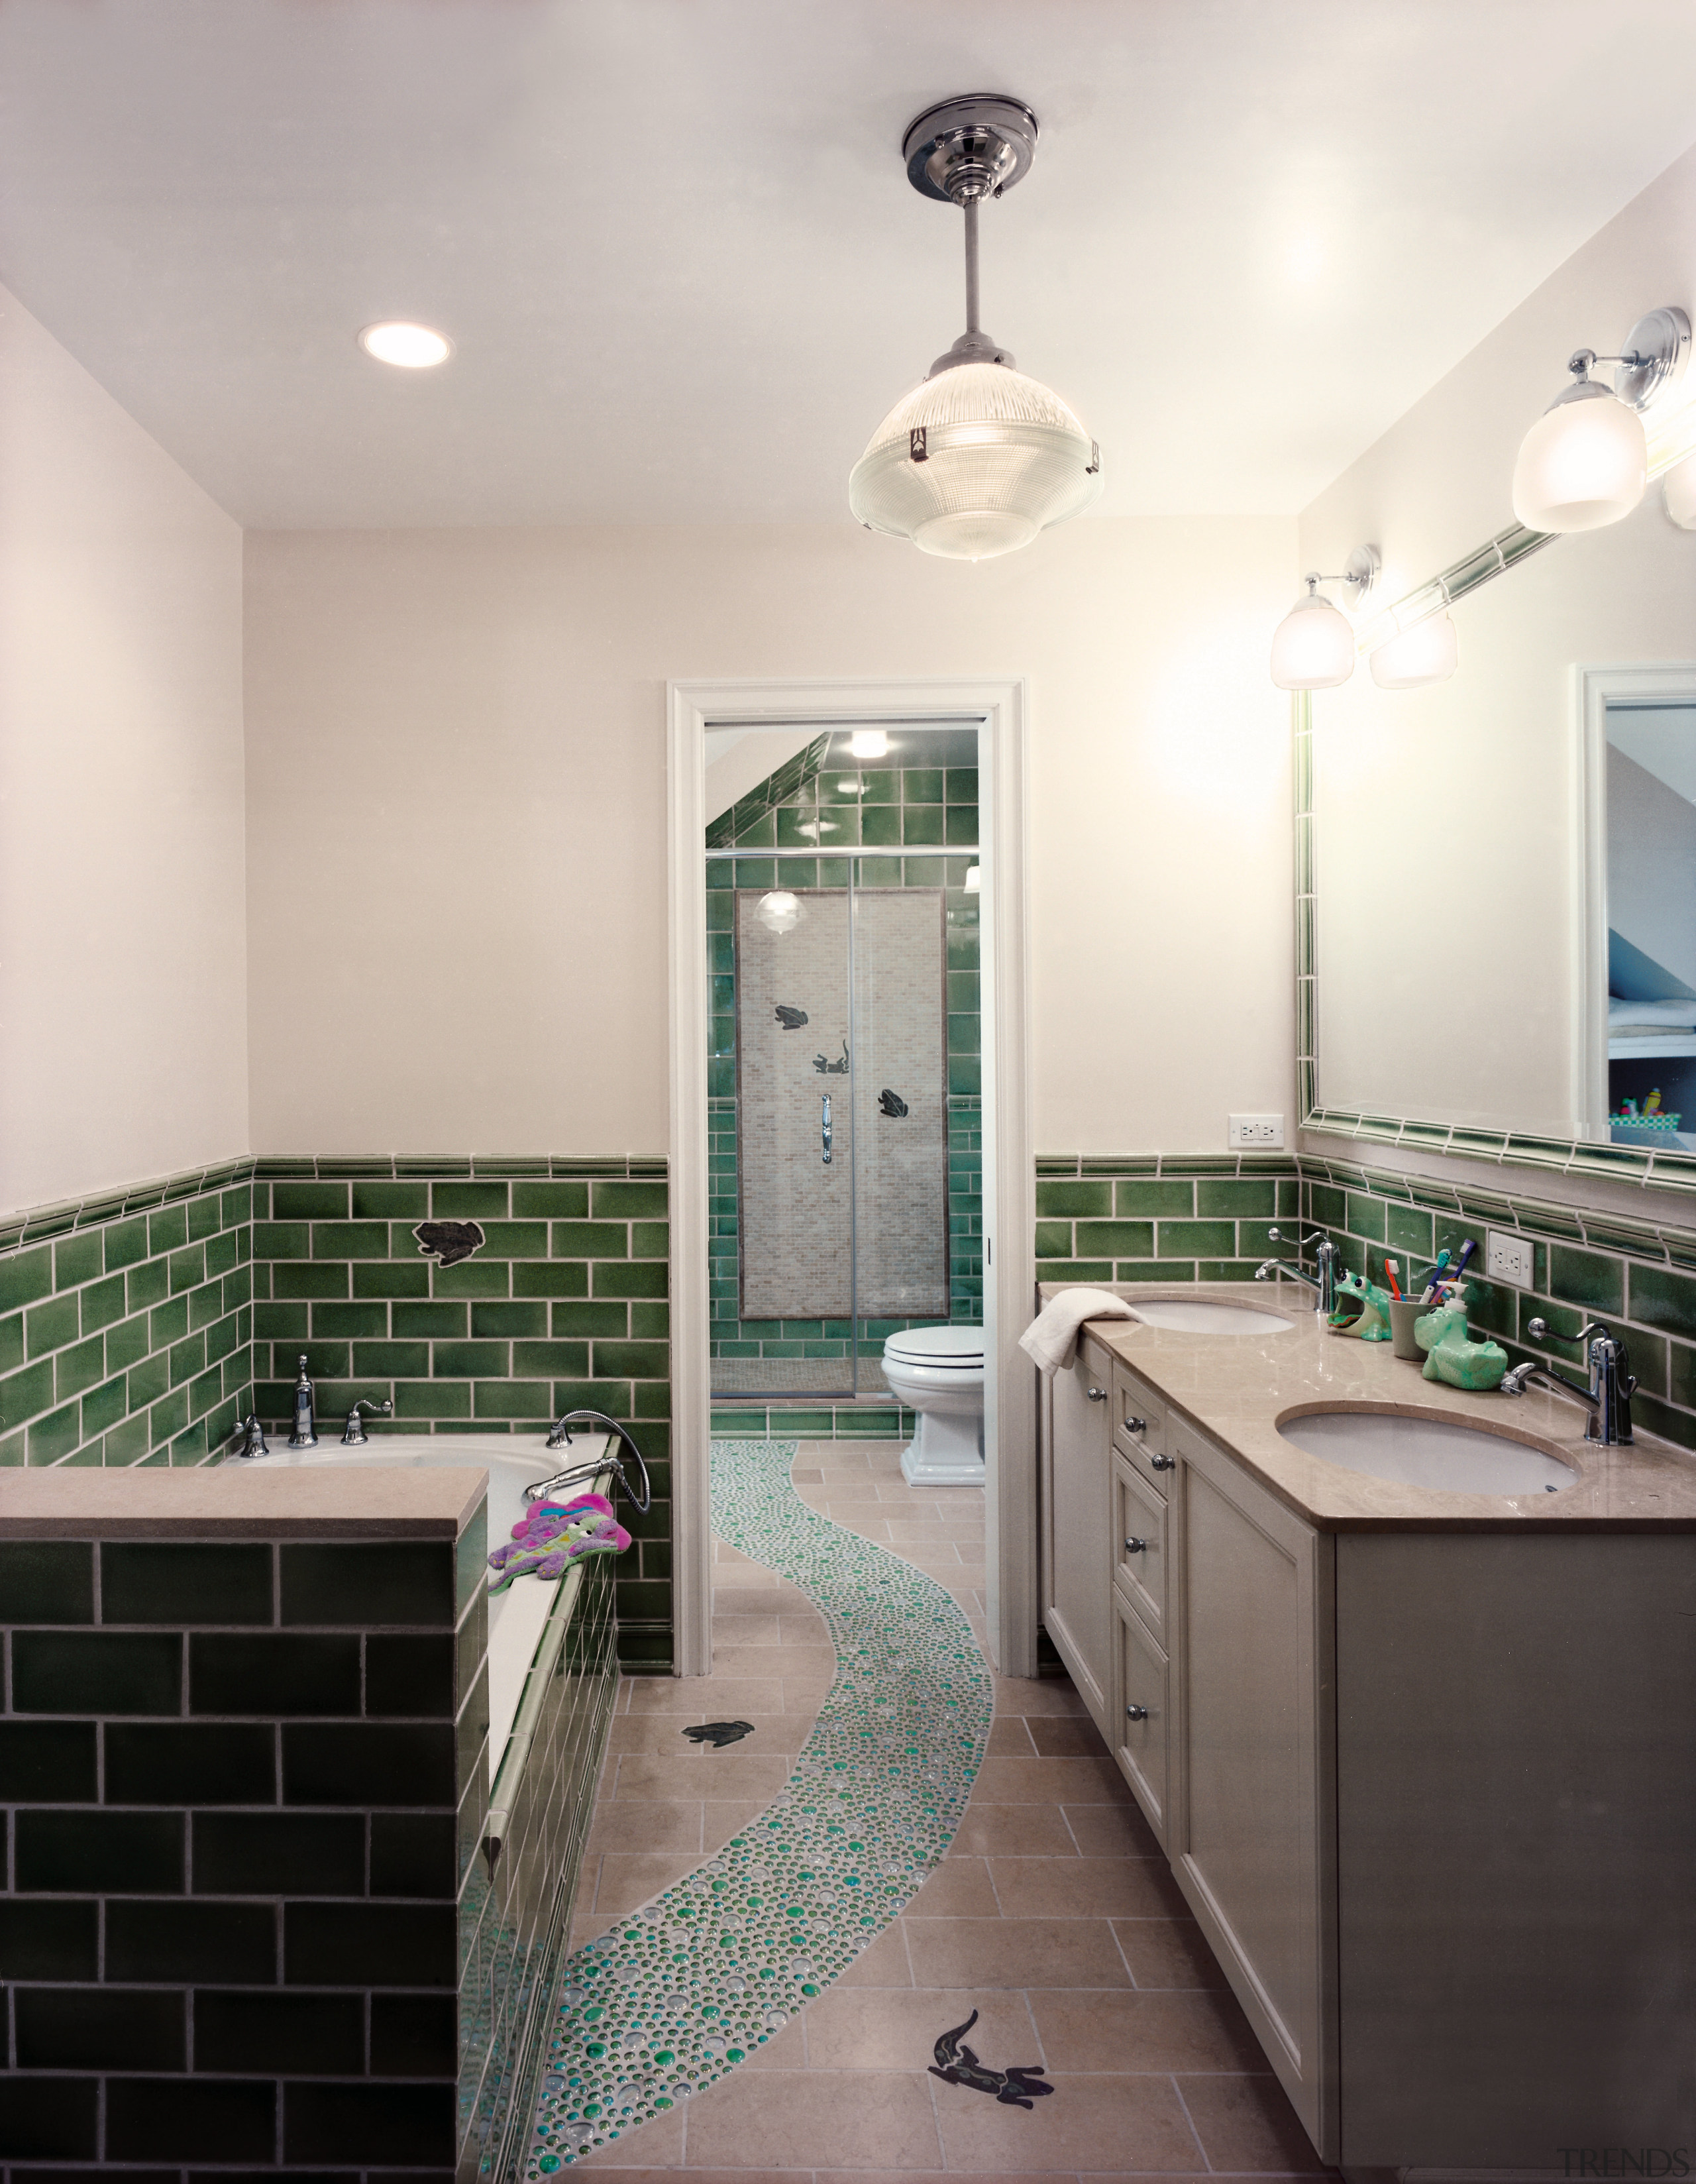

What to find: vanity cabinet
left=1038, top=1327, right=1696, bottom=2167
left=1040, top=1337, right=1114, bottom=1729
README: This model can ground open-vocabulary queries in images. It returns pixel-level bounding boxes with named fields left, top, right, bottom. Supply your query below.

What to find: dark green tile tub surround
left=0, top=1158, right=255, bottom=1472
left=250, top=1156, right=672, bottom=1671
left=0, top=1513, right=488, bottom=2179
left=708, top=753, right=980, bottom=1397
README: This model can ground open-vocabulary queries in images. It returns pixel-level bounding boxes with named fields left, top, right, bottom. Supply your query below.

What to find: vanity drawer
left=1112, top=1590, right=1169, bottom=1843
left=1112, top=1456, right=1167, bottom=1641
left=1112, top=1365, right=1172, bottom=1496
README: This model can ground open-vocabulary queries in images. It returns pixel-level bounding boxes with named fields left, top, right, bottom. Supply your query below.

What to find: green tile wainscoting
left=1033, top=1153, right=1305, bottom=1283
left=0, top=1155, right=674, bottom=1672
left=248, top=1158, right=672, bottom=1672
left=0, top=1158, right=256, bottom=1472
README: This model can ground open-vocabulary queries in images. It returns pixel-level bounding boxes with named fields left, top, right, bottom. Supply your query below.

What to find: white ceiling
left=5, top=0, right=1696, bottom=529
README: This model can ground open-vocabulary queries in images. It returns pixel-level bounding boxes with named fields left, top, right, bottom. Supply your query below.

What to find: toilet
left=881, top=1324, right=986, bottom=1486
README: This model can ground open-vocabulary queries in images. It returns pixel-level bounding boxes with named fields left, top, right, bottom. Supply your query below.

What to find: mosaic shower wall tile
left=524, top=1436, right=993, bottom=2170
left=0, top=1158, right=255, bottom=1469
left=249, top=1157, right=673, bottom=1670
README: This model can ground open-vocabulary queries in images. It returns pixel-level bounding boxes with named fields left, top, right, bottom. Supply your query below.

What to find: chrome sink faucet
left=1502, top=1318, right=1635, bottom=1444
left=1253, top=1227, right=1338, bottom=1319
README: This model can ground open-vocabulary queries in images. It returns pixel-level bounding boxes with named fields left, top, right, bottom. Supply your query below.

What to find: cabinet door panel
left=1170, top=1426, right=1334, bottom=2158
left=1043, top=1342, right=1112, bottom=1728
left=1112, top=1592, right=1169, bottom=1840
left=1112, top=1456, right=1167, bottom=1641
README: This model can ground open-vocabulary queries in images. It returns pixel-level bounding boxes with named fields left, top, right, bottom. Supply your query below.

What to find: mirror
left=1309, top=496, right=1696, bottom=1170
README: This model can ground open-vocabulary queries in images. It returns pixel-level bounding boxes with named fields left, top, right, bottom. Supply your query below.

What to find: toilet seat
left=882, top=1324, right=984, bottom=1369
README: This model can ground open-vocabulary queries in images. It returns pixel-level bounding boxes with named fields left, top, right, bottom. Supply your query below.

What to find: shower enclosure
left=706, top=726, right=982, bottom=1401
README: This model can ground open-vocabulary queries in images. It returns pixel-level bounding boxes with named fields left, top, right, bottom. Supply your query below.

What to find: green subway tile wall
left=0, top=1162, right=255, bottom=1470
left=708, top=757, right=982, bottom=1399
left=1033, top=1154, right=1304, bottom=1283
left=248, top=1158, right=672, bottom=1670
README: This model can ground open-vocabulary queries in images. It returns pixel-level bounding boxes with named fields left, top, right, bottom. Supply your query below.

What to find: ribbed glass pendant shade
left=849, top=362, right=1102, bottom=561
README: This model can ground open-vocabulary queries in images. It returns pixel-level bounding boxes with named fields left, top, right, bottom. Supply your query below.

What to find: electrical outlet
left=1486, top=1229, right=1534, bottom=1289
left=1228, top=1114, right=1285, bottom=1150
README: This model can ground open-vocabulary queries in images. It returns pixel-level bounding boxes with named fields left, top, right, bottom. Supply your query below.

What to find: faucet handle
left=341, top=1398, right=392, bottom=1447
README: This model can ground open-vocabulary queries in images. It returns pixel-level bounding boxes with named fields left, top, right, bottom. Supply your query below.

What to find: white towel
left=1018, top=1285, right=1137, bottom=1375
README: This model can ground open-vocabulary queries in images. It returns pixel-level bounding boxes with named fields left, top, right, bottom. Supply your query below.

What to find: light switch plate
left=1486, top=1228, right=1534, bottom=1289
left=1228, top=1114, right=1285, bottom=1150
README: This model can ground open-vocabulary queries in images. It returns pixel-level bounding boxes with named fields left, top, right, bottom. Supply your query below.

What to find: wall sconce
left=1269, top=547, right=1379, bottom=690
left=1664, top=448, right=1696, bottom=529
left=1511, top=307, right=1689, bottom=533
left=1369, top=611, right=1458, bottom=689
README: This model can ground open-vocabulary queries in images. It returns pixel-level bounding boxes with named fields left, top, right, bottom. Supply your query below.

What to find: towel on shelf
left=1018, top=1285, right=1137, bottom=1375
left=1607, top=997, right=1696, bottom=1031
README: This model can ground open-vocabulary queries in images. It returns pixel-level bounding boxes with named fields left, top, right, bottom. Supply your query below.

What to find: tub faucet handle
left=231, top=1413, right=268, bottom=1458
left=341, top=1398, right=392, bottom=1447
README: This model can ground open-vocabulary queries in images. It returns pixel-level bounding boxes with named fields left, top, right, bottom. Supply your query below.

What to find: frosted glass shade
left=755, top=891, right=802, bottom=935
left=1511, top=382, right=1646, bottom=532
left=849, top=362, right=1101, bottom=561
left=1369, top=612, right=1458, bottom=689
left=1664, top=451, right=1696, bottom=529
left=1269, top=592, right=1356, bottom=690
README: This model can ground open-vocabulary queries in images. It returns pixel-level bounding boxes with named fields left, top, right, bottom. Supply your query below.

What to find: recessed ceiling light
left=358, top=321, right=452, bottom=369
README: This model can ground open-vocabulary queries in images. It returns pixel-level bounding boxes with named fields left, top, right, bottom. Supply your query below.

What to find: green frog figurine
left=1326, top=1268, right=1394, bottom=1341
left=1414, top=1287, right=1508, bottom=1390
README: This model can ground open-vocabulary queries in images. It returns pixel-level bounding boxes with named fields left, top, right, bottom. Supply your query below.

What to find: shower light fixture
left=1269, top=549, right=1379, bottom=690
left=358, top=321, right=452, bottom=368
left=849, top=730, right=890, bottom=760
left=1511, top=307, right=1689, bottom=532
left=755, top=891, right=802, bottom=935
left=848, top=94, right=1102, bottom=562
left=1369, top=611, right=1457, bottom=690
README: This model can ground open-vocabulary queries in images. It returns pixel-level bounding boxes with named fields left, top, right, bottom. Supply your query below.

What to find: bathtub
left=242, top=1429, right=616, bottom=1782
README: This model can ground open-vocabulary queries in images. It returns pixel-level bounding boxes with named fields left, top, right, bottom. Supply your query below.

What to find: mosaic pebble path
left=525, top=1437, right=994, bottom=2173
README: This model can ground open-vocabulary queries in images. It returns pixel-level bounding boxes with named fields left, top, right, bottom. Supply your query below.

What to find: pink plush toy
left=488, top=1493, right=631, bottom=1590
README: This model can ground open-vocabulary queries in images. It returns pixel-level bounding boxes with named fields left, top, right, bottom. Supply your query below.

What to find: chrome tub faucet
left=288, top=1354, right=317, bottom=1448
left=341, top=1398, right=393, bottom=1447
left=1502, top=1319, right=1635, bottom=1444
left=1254, top=1227, right=1339, bottom=1318
left=535, top=1408, right=654, bottom=1513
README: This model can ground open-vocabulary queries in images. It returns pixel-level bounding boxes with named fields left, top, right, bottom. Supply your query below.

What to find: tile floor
left=572, top=1440, right=1334, bottom=2179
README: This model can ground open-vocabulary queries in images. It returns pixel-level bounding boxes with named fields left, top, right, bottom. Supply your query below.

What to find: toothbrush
left=1385, top=1257, right=1402, bottom=1299
left=1446, top=1238, right=1476, bottom=1291
left=1418, top=1249, right=1451, bottom=1304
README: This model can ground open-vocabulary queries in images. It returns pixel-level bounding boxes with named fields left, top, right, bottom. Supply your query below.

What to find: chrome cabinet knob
left=1124, top=1704, right=1149, bottom=1721
left=1149, top=1453, right=1175, bottom=1472
left=1124, top=1415, right=1146, bottom=1435
left=1123, top=1537, right=1146, bottom=1554
left=1086, top=1386, right=1108, bottom=1402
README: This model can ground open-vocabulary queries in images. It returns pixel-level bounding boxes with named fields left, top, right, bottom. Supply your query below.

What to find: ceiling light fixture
left=1369, top=610, right=1457, bottom=689
left=849, top=730, right=890, bottom=760
left=1511, top=307, right=1689, bottom=532
left=1269, top=549, right=1379, bottom=690
left=358, top=321, right=452, bottom=369
left=849, top=94, right=1102, bottom=563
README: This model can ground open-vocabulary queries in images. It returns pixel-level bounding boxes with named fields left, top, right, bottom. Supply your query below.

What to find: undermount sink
left=1278, top=1407, right=1578, bottom=1495
left=1128, top=1299, right=1295, bottom=1335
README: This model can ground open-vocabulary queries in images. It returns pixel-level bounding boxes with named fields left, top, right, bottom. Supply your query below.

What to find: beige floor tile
left=610, top=1714, right=730, bottom=1757
left=614, top=1753, right=795, bottom=1800
left=627, top=1677, right=786, bottom=1717
left=1112, top=1918, right=1230, bottom=1991
left=777, top=1612, right=829, bottom=1641
left=1032, top=1988, right=1265, bottom=2072
left=835, top=1921, right=913, bottom=1987
left=932, top=2069, right=1203, bottom=2173
left=949, top=1803, right=1077, bottom=1858
left=901, top=1856, right=999, bottom=1918
left=587, top=1800, right=703, bottom=1854
left=712, top=1614, right=781, bottom=1645
left=880, top=1513, right=948, bottom=1537
left=903, top=1915, right=1131, bottom=1990
left=574, top=2097, right=687, bottom=2168
left=1028, top=1716, right=1114, bottom=1759
left=993, top=1673, right=1089, bottom=1718
left=714, top=1643, right=837, bottom=1679
left=737, top=2015, right=809, bottom=2070
left=701, top=1798, right=772, bottom=1853
left=684, top=2067, right=944, bottom=2170
left=986, top=1857, right=1187, bottom=1920
left=1064, top=1804, right=1163, bottom=1859
left=595, top=1851, right=703, bottom=1917
left=802, top=1986, right=1039, bottom=2072
left=1173, top=2071, right=1332, bottom=2173
left=884, top=1546, right=967, bottom=1578
left=973, top=1755, right=1133, bottom=1806
left=987, top=1717, right=1037, bottom=1756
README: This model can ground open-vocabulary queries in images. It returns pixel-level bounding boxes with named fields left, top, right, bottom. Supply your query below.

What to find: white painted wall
left=244, top=517, right=1296, bottom=1158
left=1300, top=141, right=1696, bottom=1142
left=0, top=284, right=246, bottom=1218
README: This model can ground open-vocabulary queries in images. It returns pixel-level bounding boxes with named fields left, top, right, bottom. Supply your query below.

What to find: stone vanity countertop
left=0, top=1464, right=488, bottom=1538
left=1040, top=1279, right=1696, bottom=1529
